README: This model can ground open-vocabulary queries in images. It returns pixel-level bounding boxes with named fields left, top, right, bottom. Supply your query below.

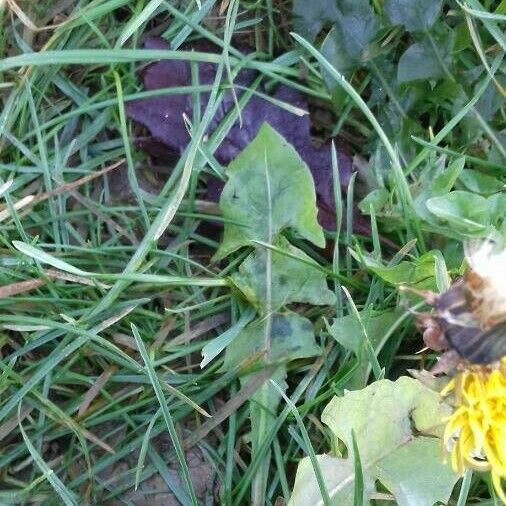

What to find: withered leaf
left=126, top=37, right=352, bottom=230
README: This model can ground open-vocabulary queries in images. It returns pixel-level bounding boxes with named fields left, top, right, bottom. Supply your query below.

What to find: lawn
left=0, top=1, right=504, bottom=505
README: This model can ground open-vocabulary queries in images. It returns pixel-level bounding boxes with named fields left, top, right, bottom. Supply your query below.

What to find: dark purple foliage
left=126, top=37, right=352, bottom=230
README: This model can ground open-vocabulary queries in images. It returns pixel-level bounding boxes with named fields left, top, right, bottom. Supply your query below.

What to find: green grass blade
left=12, top=241, right=91, bottom=276
left=351, top=429, right=364, bottom=506
left=135, top=408, right=161, bottom=490
left=18, top=405, right=78, bottom=506
left=130, top=323, right=198, bottom=505
left=270, top=379, right=331, bottom=506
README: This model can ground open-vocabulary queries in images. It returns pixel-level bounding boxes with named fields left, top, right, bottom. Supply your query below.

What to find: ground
left=0, top=1, right=504, bottom=505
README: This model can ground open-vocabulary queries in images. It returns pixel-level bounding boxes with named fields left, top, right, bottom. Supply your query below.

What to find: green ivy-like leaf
left=334, top=0, right=379, bottom=63
left=461, top=81, right=505, bottom=138
left=329, top=309, right=401, bottom=356
left=328, top=309, right=402, bottom=388
left=214, top=123, right=324, bottom=260
left=222, top=311, right=320, bottom=370
left=489, top=193, right=506, bottom=233
left=290, top=454, right=369, bottom=505
left=397, top=30, right=453, bottom=83
left=385, top=0, right=443, bottom=32
left=358, top=188, right=391, bottom=216
left=397, top=42, right=445, bottom=83
left=231, top=237, right=335, bottom=313
left=414, top=156, right=465, bottom=222
left=362, top=251, right=438, bottom=293
left=289, top=377, right=458, bottom=506
left=474, top=80, right=505, bottom=121
left=431, top=157, right=465, bottom=194
left=459, top=169, right=505, bottom=195
left=321, top=26, right=360, bottom=80
left=426, top=190, right=492, bottom=235
left=320, top=0, right=379, bottom=80
left=375, top=437, right=457, bottom=506
left=292, top=0, right=339, bottom=41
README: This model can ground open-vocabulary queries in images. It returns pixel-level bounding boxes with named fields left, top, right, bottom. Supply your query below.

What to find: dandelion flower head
left=436, top=241, right=506, bottom=501
left=443, top=359, right=506, bottom=502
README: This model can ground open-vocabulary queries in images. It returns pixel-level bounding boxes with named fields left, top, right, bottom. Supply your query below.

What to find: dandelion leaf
left=214, top=123, right=324, bottom=260
left=248, top=366, right=287, bottom=502
left=222, top=312, right=320, bottom=370
left=289, top=377, right=459, bottom=506
left=231, top=236, right=335, bottom=313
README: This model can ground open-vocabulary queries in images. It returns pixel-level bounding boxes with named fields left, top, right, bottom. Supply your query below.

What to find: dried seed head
left=465, top=241, right=506, bottom=328
left=412, top=241, right=506, bottom=366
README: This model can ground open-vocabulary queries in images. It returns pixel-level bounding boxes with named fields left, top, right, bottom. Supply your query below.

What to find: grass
left=0, top=0, right=504, bottom=505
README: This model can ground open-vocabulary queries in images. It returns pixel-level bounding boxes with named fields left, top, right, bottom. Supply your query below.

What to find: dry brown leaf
left=166, top=312, right=229, bottom=348
left=32, top=159, right=125, bottom=206
left=113, top=333, right=138, bottom=350
left=0, top=405, right=33, bottom=442
left=45, top=269, right=110, bottom=289
left=7, top=0, right=66, bottom=31
left=78, top=366, right=117, bottom=418
left=3, top=159, right=125, bottom=224
left=219, top=0, right=231, bottom=15
left=0, top=268, right=109, bottom=299
left=79, top=426, right=115, bottom=454
left=0, top=277, right=47, bottom=298
left=0, top=195, right=35, bottom=222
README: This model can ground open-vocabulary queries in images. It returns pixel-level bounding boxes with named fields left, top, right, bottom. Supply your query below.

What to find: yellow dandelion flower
left=443, top=358, right=506, bottom=503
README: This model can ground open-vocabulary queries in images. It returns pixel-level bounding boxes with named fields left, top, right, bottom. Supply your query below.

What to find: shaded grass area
left=0, top=1, right=504, bottom=504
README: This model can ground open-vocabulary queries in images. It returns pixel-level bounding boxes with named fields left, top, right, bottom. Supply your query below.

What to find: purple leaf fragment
left=126, top=37, right=352, bottom=230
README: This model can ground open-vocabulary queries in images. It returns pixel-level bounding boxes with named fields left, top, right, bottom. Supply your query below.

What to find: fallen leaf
left=166, top=312, right=229, bottom=347
left=126, top=37, right=352, bottom=230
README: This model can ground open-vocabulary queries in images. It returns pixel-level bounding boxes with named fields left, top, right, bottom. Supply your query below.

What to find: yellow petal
left=492, top=472, right=506, bottom=505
